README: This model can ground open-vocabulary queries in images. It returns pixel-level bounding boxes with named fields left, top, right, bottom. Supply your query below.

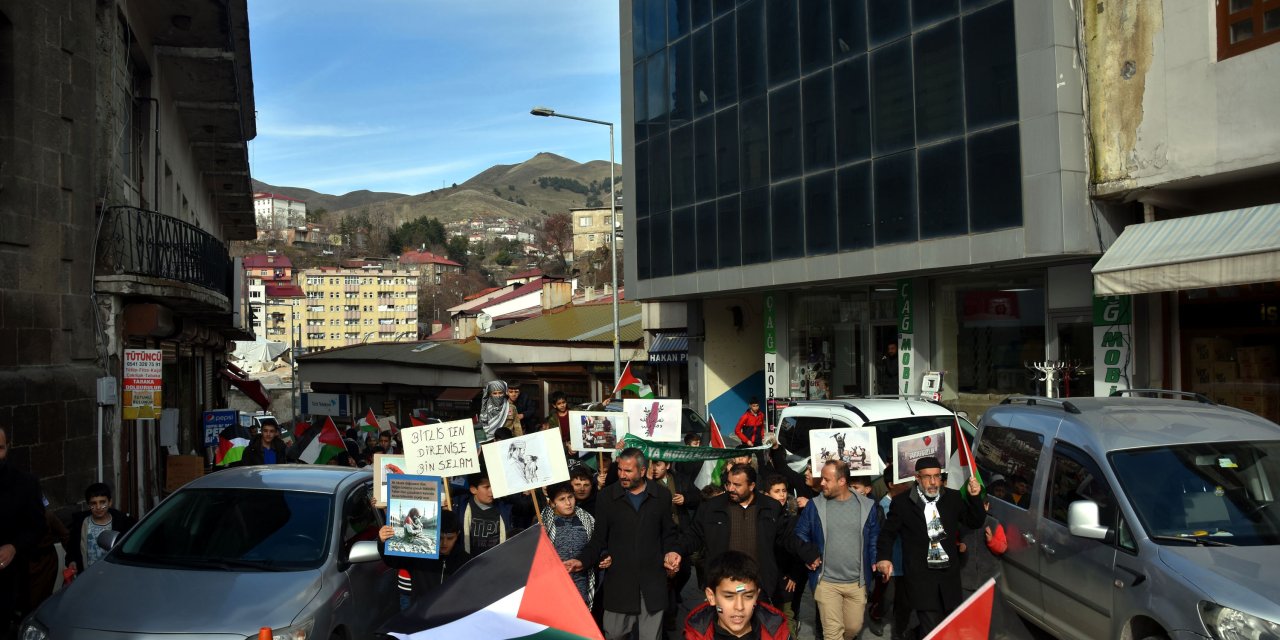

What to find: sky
left=247, top=1, right=623, bottom=196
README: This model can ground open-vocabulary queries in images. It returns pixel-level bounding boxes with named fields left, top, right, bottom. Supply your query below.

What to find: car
left=774, top=397, right=978, bottom=483
left=973, top=391, right=1280, bottom=640
left=20, top=465, right=398, bottom=640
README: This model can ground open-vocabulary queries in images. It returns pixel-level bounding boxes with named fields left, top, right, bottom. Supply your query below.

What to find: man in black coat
left=874, top=456, right=984, bottom=637
left=0, top=424, right=47, bottom=638
left=677, top=463, right=820, bottom=603
left=240, top=422, right=288, bottom=465
left=567, top=448, right=680, bottom=640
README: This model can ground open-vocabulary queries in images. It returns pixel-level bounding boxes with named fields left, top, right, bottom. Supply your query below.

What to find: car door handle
left=1042, top=544, right=1056, bottom=556
left=1022, top=533, right=1037, bottom=545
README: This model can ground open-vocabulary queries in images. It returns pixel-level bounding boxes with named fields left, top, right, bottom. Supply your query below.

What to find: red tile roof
left=399, top=249, right=462, bottom=267
left=506, top=267, right=543, bottom=280
left=243, top=254, right=294, bottom=268
left=425, top=325, right=455, bottom=341
left=265, top=283, right=305, bottom=298
left=463, top=287, right=502, bottom=301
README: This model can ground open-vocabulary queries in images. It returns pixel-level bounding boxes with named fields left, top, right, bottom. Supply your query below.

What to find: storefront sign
left=897, top=280, right=914, bottom=395
left=650, top=352, right=688, bottom=364
left=764, top=293, right=778, bottom=400
left=1093, top=295, right=1132, bottom=397
left=123, top=349, right=163, bottom=420
left=301, top=392, right=351, bottom=417
left=202, top=409, right=239, bottom=447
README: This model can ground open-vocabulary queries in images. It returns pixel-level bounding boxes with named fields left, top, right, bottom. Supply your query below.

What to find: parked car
left=20, top=465, right=398, bottom=640
left=973, top=391, right=1280, bottom=640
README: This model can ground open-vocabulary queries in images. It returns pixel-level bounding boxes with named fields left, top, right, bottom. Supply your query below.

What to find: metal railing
left=98, top=206, right=232, bottom=297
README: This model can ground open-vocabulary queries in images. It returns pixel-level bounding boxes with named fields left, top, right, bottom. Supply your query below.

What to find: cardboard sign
left=383, top=474, right=442, bottom=559
left=481, top=429, right=570, bottom=499
left=401, top=418, right=481, bottom=478
left=372, top=453, right=407, bottom=508
left=623, top=398, right=682, bottom=442
left=891, top=427, right=950, bottom=484
left=809, top=427, right=881, bottom=477
left=569, top=411, right=628, bottom=453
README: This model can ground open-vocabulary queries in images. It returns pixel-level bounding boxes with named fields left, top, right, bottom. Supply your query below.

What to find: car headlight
left=1201, top=602, right=1280, bottom=640
left=249, top=618, right=314, bottom=640
left=18, top=617, right=49, bottom=640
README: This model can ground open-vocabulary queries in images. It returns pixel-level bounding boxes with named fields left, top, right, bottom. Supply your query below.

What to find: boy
left=454, top=471, right=513, bottom=555
left=378, top=515, right=471, bottom=610
left=765, top=474, right=808, bottom=638
left=65, top=483, right=136, bottom=574
left=684, top=550, right=790, bottom=639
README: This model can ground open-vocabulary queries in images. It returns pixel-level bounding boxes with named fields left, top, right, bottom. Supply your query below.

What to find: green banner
left=621, top=434, right=771, bottom=463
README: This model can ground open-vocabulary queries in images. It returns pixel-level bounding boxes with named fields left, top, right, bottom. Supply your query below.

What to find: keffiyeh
left=919, top=486, right=951, bottom=569
left=478, top=380, right=510, bottom=439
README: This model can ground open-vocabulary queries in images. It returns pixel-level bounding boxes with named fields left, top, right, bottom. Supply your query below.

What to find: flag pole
left=530, top=489, right=542, bottom=525
left=442, top=477, right=453, bottom=511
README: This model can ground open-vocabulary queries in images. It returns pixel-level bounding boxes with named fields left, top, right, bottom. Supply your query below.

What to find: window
left=1044, top=444, right=1117, bottom=531
left=777, top=415, right=833, bottom=456
left=1218, top=0, right=1280, bottom=59
left=974, top=425, right=1044, bottom=510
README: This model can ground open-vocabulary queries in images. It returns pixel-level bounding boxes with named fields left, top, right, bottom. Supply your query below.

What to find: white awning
left=1092, top=205, right=1280, bottom=295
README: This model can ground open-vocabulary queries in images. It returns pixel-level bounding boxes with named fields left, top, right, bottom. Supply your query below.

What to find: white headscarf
left=478, top=380, right=510, bottom=438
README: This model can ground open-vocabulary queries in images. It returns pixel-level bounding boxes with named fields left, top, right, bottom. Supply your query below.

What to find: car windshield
left=1111, top=441, right=1280, bottom=546
left=114, top=488, right=333, bottom=570
left=864, top=415, right=977, bottom=465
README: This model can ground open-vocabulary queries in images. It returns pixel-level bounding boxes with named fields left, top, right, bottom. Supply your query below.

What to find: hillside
left=249, top=180, right=407, bottom=214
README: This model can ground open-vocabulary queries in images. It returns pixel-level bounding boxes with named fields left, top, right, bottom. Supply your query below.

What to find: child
left=378, top=515, right=471, bottom=611
left=542, top=481, right=608, bottom=608
left=65, top=483, right=136, bottom=575
left=684, top=550, right=789, bottom=639
left=455, top=471, right=513, bottom=555
left=765, top=474, right=808, bottom=638
left=959, top=495, right=1008, bottom=597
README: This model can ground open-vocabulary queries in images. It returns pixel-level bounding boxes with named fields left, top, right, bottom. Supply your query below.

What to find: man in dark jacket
left=567, top=448, right=680, bottom=640
left=678, top=463, right=820, bottom=604
left=241, top=422, right=288, bottom=465
left=874, top=457, right=984, bottom=637
left=0, top=424, right=47, bottom=637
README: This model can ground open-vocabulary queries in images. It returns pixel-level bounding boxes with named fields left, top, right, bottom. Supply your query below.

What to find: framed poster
left=372, top=453, right=407, bottom=508
left=383, top=473, right=442, bottom=559
left=809, top=427, right=881, bottom=477
left=480, top=429, right=571, bottom=499
left=568, top=411, right=628, bottom=452
left=891, top=427, right=950, bottom=484
left=623, top=398, right=682, bottom=442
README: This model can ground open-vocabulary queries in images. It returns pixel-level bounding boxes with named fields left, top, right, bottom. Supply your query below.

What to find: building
left=1086, top=2, right=1280, bottom=423
left=245, top=253, right=295, bottom=340
left=300, top=267, right=419, bottom=352
left=621, top=1, right=1111, bottom=422
left=571, top=206, right=622, bottom=257
left=0, top=0, right=256, bottom=511
left=399, top=249, right=464, bottom=285
left=254, top=192, right=307, bottom=240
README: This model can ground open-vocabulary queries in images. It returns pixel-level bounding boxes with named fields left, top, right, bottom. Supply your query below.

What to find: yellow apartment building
left=300, top=267, right=419, bottom=352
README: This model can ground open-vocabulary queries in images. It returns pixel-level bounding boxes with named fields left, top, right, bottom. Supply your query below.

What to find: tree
left=538, top=212, right=573, bottom=274
left=445, top=235, right=470, bottom=266
left=388, top=216, right=447, bottom=254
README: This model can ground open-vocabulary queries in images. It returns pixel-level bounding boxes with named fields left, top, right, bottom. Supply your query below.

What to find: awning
left=648, top=332, right=689, bottom=364
left=1092, top=205, right=1280, bottom=295
left=434, top=387, right=478, bottom=403
left=221, top=367, right=270, bottom=409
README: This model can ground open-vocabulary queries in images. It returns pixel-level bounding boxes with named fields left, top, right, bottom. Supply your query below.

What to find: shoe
left=867, top=618, right=886, bottom=636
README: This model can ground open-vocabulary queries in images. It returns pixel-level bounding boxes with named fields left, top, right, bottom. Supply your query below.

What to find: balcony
left=96, top=206, right=233, bottom=311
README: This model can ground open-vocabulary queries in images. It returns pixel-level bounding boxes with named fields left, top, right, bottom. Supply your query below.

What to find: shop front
left=1180, top=284, right=1279, bottom=423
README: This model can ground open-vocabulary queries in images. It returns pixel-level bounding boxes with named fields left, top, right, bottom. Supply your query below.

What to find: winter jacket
left=793, top=492, right=880, bottom=590
left=684, top=600, right=790, bottom=640
left=734, top=411, right=766, bottom=446
left=240, top=436, right=288, bottom=465
left=576, top=479, right=679, bottom=615
left=959, top=513, right=1007, bottom=591
left=376, top=538, right=472, bottom=599
left=65, top=508, right=136, bottom=570
left=876, top=486, right=985, bottom=611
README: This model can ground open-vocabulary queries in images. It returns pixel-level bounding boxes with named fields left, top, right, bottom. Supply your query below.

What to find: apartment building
left=300, top=267, right=419, bottom=352
left=570, top=206, right=623, bottom=257
left=254, top=192, right=307, bottom=240
left=399, top=249, right=463, bottom=285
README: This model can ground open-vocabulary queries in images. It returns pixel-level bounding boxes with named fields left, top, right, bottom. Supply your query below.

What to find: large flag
left=298, top=416, right=345, bottom=465
left=954, top=414, right=984, bottom=495
left=359, top=408, right=381, bottom=434
left=215, top=423, right=251, bottom=466
left=379, top=526, right=603, bottom=640
left=611, top=361, right=655, bottom=399
left=923, top=578, right=996, bottom=640
left=694, top=416, right=730, bottom=489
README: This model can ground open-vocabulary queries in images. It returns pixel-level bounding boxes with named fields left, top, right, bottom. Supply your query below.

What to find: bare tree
left=538, top=212, right=573, bottom=274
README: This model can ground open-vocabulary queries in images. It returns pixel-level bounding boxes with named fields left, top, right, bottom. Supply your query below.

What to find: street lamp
left=530, top=106, right=621, bottom=384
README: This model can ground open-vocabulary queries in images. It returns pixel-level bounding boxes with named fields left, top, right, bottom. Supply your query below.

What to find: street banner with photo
left=402, top=418, right=481, bottom=477
left=623, top=398, right=682, bottom=442
left=377, top=525, right=603, bottom=640
left=623, top=433, right=769, bottom=463
left=384, top=473, right=443, bottom=560
left=373, top=453, right=408, bottom=508
left=481, top=429, right=570, bottom=499
left=891, top=427, right=949, bottom=484
left=810, top=427, right=881, bottom=476
left=569, top=411, right=628, bottom=452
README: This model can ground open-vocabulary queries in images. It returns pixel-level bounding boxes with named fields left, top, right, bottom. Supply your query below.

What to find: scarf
left=542, top=506, right=598, bottom=607
left=478, top=380, right=511, bottom=439
left=918, top=486, right=951, bottom=569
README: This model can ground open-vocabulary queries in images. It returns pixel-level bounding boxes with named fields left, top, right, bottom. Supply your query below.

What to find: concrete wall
left=1087, top=0, right=1280, bottom=194
left=701, top=295, right=764, bottom=426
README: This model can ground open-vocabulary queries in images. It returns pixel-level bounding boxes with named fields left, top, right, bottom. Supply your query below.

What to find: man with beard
left=679, top=464, right=820, bottom=604
left=0, top=424, right=46, bottom=638
left=567, top=448, right=681, bottom=640
left=874, top=457, right=984, bottom=637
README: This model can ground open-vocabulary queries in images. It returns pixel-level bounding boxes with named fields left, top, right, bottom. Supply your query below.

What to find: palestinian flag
left=955, top=413, right=984, bottom=495
left=379, top=526, right=603, bottom=640
left=215, top=424, right=250, bottom=466
left=298, top=416, right=345, bottom=465
left=611, top=361, right=654, bottom=399
left=359, top=408, right=381, bottom=433
left=923, top=578, right=996, bottom=640
left=695, top=415, right=730, bottom=489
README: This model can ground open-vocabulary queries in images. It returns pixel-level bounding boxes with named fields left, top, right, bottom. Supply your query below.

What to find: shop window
left=789, top=292, right=868, bottom=398
left=1179, top=284, right=1280, bottom=423
left=932, top=276, right=1046, bottom=407
left=974, top=425, right=1044, bottom=510
left=1218, top=0, right=1280, bottom=60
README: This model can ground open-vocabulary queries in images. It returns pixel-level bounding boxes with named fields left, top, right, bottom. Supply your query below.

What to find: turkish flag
left=923, top=578, right=996, bottom=640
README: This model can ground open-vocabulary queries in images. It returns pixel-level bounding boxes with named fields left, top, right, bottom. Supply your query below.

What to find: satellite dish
left=477, top=313, right=493, bottom=334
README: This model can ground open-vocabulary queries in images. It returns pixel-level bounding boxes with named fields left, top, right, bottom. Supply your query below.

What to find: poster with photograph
left=383, top=473, right=442, bottom=559
left=569, top=411, right=628, bottom=452
left=623, top=398, right=682, bottom=442
left=809, top=427, right=881, bottom=477
left=480, top=429, right=571, bottom=499
left=891, top=427, right=950, bottom=484
left=372, top=453, right=407, bottom=508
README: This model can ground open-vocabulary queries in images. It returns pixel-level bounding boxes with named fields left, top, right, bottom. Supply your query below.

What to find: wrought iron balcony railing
left=98, top=206, right=232, bottom=298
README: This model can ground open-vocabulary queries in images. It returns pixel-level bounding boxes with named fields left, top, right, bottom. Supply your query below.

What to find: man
left=735, top=398, right=766, bottom=447
left=567, top=448, right=681, bottom=640
left=378, top=430, right=398, bottom=455
left=454, top=471, right=513, bottom=555
left=0, top=424, right=47, bottom=638
left=874, top=457, right=984, bottom=637
left=680, top=464, right=819, bottom=604
left=876, top=342, right=898, bottom=395
left=242, top=421, right=288, bottom=465
left=794, top=460, right=881, bottom=640
left=675, top=432, right=704, bottom=486
left=506, top=383, right=538, bottom=434
left=683, top=551, right=790, bottom=640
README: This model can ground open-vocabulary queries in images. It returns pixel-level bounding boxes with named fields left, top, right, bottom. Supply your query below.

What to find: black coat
left=377, top=539, right=472, bottom=599
left=876, top=486, right=985, bottom=611
left=653, top=469, right=702, bottom=530
left=576, top=479, right=679, bottom=615
left=0, top=462, right=45, bottom=560
left=241, top=436, right=288, bottom=465
left=678, top=492, right=819, bottom=600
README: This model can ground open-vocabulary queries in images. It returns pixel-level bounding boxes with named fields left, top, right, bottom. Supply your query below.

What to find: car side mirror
left=347, top=540, right=381, bottom=565
left=1068, top=500, right=1109, bottom=540
left=96, top=530, right=120, bottom=551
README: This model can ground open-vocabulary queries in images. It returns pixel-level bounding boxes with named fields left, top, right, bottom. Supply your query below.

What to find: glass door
left=1049, top=311, right=1092, bottom=398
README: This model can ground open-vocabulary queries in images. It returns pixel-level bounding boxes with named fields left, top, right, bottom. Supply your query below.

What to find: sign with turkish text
left=401, top=418, right=481, bottom=477
left=123, top=349, right=163, bottom=420
left=764, top=293, right=779, bottom=401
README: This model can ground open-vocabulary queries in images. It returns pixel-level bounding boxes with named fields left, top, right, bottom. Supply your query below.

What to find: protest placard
left=569, top=410, right=628, bottom=452
left=809, top=427, right=881, bottom=477
left=401, top=418, right=481, bottom=477
left=372, top=453, right=407, bottom=508
left=623, top=398, right=682, bottom=442
left=891, top=427, right=949, bottom=484
left=481, top=429, right=570, bottom=499
left=384, top=474, right=442, bottom=559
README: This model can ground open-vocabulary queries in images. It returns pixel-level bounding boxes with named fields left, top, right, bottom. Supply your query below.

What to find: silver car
left=21, top=465, right=398, bottom=640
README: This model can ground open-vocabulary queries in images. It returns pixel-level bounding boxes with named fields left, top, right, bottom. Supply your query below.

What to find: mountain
left=249, top=180, right=408, bottom=214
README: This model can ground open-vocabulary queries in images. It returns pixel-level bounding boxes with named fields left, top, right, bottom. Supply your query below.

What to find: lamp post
left=530, top=106, right=621, bottom=384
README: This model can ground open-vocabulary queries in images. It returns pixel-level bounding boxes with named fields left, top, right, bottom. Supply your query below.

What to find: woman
left=542, top=482, right=609, bottom=608
left=478, top=380, right=519, bottom=440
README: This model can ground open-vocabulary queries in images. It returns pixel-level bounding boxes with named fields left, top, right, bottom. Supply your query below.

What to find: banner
left=621, top=433, right=769, bottom=463
left=1093, top=295, right=1133, bottom=397
left=897, top=280, right=914, bottom=395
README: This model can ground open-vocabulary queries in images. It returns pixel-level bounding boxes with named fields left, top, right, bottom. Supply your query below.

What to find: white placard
left=569, top=411, right=628, bottom=453
left=809, top=427, right=881, bottom=477
left=481, top=429, right=570, bottom=499
left=890, top=427, right=949, bottom=484
left=401, top=418, right=481, bottom=478
left=623, top=398, right=682, bottom=442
